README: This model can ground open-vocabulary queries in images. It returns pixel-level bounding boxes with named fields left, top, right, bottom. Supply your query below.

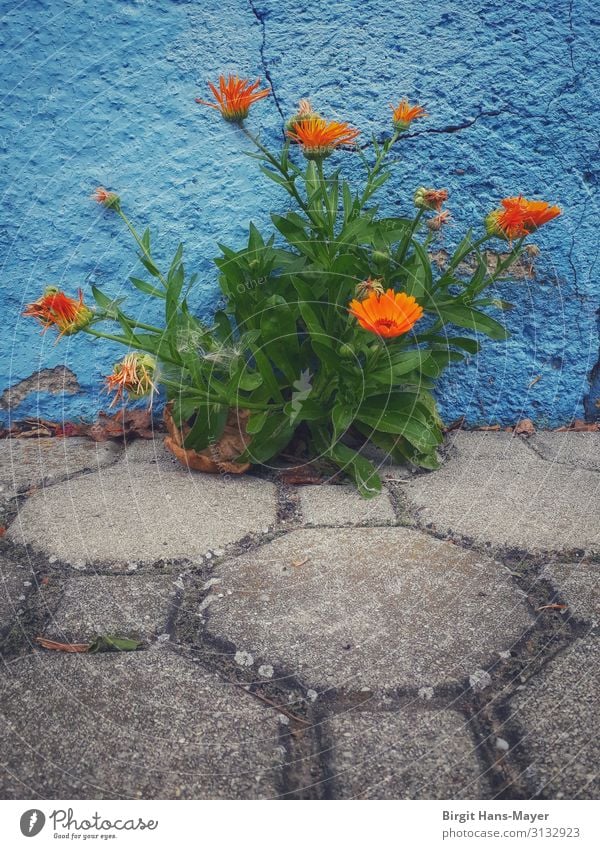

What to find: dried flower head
left=286, top=117, right=360, bottom=160
left=348, top=289, right=423, bottom=338
left=355, top=277, right=385, bottom=300
left=106, top=352, right=157, bottom=407
left=285, top=98, right=321, bottom=135
left=24, top=287, right=93, bottom=337
left=92, top=187, right=120, bottom=209
left=414, top=187, right=448, bottom=211
left=427, top=209, right=452, bottom=231
left=390, top=99, right=427, bottom=131
left=196, top=75, right=270, bottom=122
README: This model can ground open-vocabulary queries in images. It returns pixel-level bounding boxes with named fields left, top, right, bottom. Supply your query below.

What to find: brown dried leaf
left=514, top=418, right=536, bottom=435
left=163, top=404, right=250, bottom=475
left=36, top=636, right=90, bottom=652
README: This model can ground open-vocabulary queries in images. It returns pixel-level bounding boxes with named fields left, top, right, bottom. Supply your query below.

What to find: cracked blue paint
left=0, top=0, right=598, bottom=426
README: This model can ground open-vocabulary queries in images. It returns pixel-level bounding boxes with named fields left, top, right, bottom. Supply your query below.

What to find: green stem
left=117, top=209, right=168, bottom=289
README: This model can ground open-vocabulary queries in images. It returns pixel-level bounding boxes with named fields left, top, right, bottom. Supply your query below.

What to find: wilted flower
left=390, top=99, right=427, bottom=131
left=286, top=117, right=360, bottom=160
left=348, top=289, right=423, bottom=338
left=285, top=99, right=321, bottom=135
left=486, top=196, right=561, bottom=240
left=24, top=287, right=93, bottom=337
left=355, top=277, right=385, bottom=300
left=106, top=352, right=157, bottom=407
left=92, top=187, right=120, bottom=209
left=414, top=187, right=448, bottom=211
left=196, top=75, right=270, bottom=122
left=427, top=209, right=452, bottom=231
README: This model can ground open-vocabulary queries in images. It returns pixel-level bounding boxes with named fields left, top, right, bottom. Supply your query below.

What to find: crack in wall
left=248, top=0, right=285, bottom=130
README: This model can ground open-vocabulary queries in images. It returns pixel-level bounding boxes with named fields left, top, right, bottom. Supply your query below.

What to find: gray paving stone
left=529, top=432, right=600, bottom=473
left=325, top=707, right=490, bottom=799
left=204, top=527, right=533, bottom=690
left=541, top=562, right=600, bottom=624
left=509, top=639, right=600, bottom=799
left=7, top=444, right=277, bottom=564
left=299, top=484, right=396, bottom=526
left=0, top=552, right=30, bottom=634
left=0, top=437, right=122, bottom=503
left=0, top=651, right=284, bottom=799
left=46, top=575, right=178, bottom=641
left=403, top=432, right=600, bottom=553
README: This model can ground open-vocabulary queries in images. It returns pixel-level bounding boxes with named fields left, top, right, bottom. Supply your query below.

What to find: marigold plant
left=25, top=77, right=561, bottom=497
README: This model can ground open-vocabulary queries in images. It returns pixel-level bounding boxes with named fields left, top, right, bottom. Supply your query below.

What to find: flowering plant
left=26, top=75, right=561, bottom=497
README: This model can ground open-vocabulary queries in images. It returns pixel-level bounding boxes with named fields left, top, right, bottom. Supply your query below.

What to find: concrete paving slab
left=541, top=562, right=600, bottom=625
left=0, top=437, right=122, bottom=503
left=529, top=432, right=600, bottom=472
left=7, top=451, right=277, bottom=565
left=0, top=552, right=30, bottom=635
left=299, top=484, right=396, bottom=526
left=204, top=527, right=533, bottom=690
left=325, top=707, right=490, bottom=799
left=509, top=639, right=600, bottom=799
left=403, top=432, right=600, bottom=553
left=45, top=575, right=179, bottom=642
left=0, top=650, right=284, bottom=799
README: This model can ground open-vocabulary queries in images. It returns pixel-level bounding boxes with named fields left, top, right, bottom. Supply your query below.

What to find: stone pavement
left=0, top=431, right=599, bottom=799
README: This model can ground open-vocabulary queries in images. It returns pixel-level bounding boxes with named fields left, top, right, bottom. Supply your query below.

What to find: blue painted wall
left=1, top=0, right=598, bottom=426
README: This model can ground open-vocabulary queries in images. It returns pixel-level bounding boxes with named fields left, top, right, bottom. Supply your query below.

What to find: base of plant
left=163, top=403, right=251, bottom=475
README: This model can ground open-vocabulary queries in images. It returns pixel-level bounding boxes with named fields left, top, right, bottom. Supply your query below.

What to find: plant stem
left=117, top=209, right=168, bottom=289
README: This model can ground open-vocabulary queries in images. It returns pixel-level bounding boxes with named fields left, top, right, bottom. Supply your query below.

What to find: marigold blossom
left=23, top=287, right=93, bottom=337
left=348, top=289, right=423, bottom=338
left=286, top=117, right=360, bottom=160
left=486, top=196, right=561, bottom=240
left=92, top=187, right=120, bottom=209
left=390, top=99, right=427, bottom=131
left=106, top=352, right=157, bottom=407
left=196, top=75, right=270, bottom=122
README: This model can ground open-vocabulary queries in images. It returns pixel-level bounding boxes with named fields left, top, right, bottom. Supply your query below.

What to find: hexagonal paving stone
left=45, top=575, right=179, bottom=642
left=324, top=707, right=490, bottom=799
left=404, top=432, right=600, bottom=553
left=7, top=442, right=277, bottom=565
left=203, top=527, right=533, bottom=690
left=0, top=650, right=284, bottom=799
left=0, top=437, right=121, bottom=504
left=508, top=639, right=600, bottom=799
left=541, top=561, right=600, bottom=624
left=299, top=484, right=396, bottom=526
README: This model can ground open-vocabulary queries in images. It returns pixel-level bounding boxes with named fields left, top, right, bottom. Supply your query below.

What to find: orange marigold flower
left=414, top=186, right=448, bottom=211
left=486, top=196, right=561, bottom=240
left=23, top=287, right=93, bottom=337
left=196, top=75, right=270, bottom=122
left=106, top=352, right=157, bottom=407
left=390, top=99, right=427, bottom=131
left=286, top=117, right=360, bottom=160
left=348, top=289, right=423, bottom=339
left=92, top=187, right=120, bottom=209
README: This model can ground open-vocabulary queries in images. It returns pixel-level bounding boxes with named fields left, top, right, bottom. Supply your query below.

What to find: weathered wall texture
left=1, top=0, right=598, bottom=426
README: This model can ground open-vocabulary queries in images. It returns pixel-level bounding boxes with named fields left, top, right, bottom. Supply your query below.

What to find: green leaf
left=436, top=302, right=509, bottom=340
left=140, top=254, right=162, bottom=278
left=326, top=441, right=382, bottom=499
left=88, top=635, right=143, bottom=653
left=183, top=404, right=227, bottom=451
left=239, top=413, right=295, bottom=463
left=129, top=277, right=166, bottom=298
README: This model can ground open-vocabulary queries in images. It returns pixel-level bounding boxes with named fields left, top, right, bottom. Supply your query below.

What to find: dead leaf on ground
left=35, top=637, right=90, bottom=652
left=554, top=419, right=600, bottom=432
left=535, top=603, right=568, bottom=612
left=163, top=403, right=251, bottom=475
left=280, top=465, right=326, bottom=485
left=291, top=557, right=310, bottom=568
left=514, top=418, right=536, bottom=435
